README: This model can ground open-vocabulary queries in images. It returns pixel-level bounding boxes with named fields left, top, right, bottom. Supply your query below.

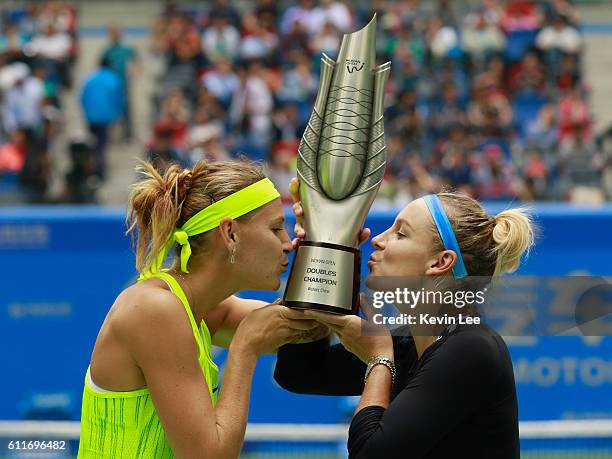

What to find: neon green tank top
left=78, top=272, right=219, bottom=458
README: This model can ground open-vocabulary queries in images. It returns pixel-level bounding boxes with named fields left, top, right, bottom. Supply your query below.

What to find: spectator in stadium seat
left=508, top=51, right=545, bottom=94
left=471, top=145, right=521, bottom=200
left=308, top=0, right=352, bottom=35
left=147, top=124, right=188, bottom=173
left=481, top=0, right=504, bottom=27
left=154, top=87, right=190, bottom=151
left=0, top=128, right=27, bottom=173
left=557, top=84, right=592, bottom=150
left=25, top=23, right=72, bottom=87
left=265, top=140, right=298, bottom=204
left=468, top=74, right=513, bottom=134
left=522, top=149, right=549, bottom=200
left=501, top=0, right=540, bottom=33
left=439, top=148, right=474, bottom=193
left=277, top=52, right=316, bottom=115
left=429, top=82, right=467, bottom=139
left=192, top=88, right=226, bottom=130
left=384, top=21, right=426, bottom=71
left=229, top=62, right=273, bottom=159
left=311, top=21, right=342, bottom=57
left=280, top=19, right=312, bottom=64
left=525, top=104, right=558, bottom=152
left=547, top=0, right=579, bottom=25
left=536, top=13, right=581, bottom=55
left=80, top=56, right=124, bottom=180
left=501, top=0, right=541, bottom=62
left=279, top=0, right=314, bottom=35
left=239, top=14, right=279, bottom=63
left=1, top=62, right=45, bottom=136
left=461, top=9, right=506, bottom=69
left=272, top=101, right=306, bottom=143
left=200, top=58, right=240, bottom=109
left=201, top=15, right=241, bottom=64
left=208, top=0, right=242, bottom=30
left=188, top=123, right=229, bottom=164
left=555, top=53, right=581, bottom=91
left=255, top=0, right=280, bottom=33
left=0, top=23, right=29, bottom=61
left=101, top=26, right=139, bottom=141
left=426, top=17, right=459, bottom=61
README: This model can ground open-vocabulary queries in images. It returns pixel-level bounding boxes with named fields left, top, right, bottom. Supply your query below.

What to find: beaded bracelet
left=364, top=356, right=396, bottom=387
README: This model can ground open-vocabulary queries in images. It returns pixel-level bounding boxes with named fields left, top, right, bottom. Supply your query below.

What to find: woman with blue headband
left=78, top=160, right=322, bottom=458
left=275, top=180, right=535, bottom=459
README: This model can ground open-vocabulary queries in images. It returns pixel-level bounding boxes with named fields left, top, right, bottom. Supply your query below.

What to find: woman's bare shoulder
left=109, top=280, right=188, bottom=344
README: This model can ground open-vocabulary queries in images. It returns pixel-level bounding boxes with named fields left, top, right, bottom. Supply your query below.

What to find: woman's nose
left=371, top=232, right=385, bottom=250
left=281, top=229, right=294, bottom=252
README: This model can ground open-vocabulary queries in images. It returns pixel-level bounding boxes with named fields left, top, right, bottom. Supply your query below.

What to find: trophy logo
left=346, top=59, right=365, bottom=73
left=283, top=15, right=391, bottom=315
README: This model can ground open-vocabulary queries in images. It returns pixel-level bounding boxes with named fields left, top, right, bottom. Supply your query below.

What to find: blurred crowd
left=0, top=1, right=77, bottom=202
left=146, top=0, right=609, bottom=205
left=1, top=0, right=611, bottom=205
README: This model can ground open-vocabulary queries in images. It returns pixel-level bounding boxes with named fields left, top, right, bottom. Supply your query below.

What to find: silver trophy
left=283, top=15, right=390, bottom=315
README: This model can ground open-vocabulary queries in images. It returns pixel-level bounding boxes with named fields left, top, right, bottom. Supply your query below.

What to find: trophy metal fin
left=297, top=54, right=336, bottom=194
left=350, top=61, right=391, bottom=196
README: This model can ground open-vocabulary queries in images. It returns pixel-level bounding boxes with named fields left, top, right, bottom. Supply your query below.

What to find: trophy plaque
left=283, top=15, right=390, bottom=315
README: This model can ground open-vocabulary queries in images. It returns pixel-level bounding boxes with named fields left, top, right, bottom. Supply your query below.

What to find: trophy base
left=282, top=301, right=358, bottom=316
left=283, top=241, right=360, bottom=316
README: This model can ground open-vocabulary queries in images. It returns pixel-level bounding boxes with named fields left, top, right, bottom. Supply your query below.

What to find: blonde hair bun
left=492, top=208, right=535, bottom=276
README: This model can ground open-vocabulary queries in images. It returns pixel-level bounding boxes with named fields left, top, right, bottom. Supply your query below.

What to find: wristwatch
left=364, top=356, right=396, bottom=387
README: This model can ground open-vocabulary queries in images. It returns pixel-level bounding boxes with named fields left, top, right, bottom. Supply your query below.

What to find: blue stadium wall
left=0, top=203, right=611, bottom=422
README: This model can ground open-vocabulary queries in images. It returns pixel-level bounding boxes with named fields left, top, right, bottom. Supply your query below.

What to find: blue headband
left=422, top=194, right=468, bottom=279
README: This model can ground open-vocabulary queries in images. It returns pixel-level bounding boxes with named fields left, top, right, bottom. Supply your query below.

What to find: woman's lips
left=368, top=254, right=380, bottom=269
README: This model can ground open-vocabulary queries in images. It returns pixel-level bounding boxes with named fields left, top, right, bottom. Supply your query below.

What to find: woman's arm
left=347, top=332, right=504, bottom=459
left=211, top=295, right=267, bottom=348
left=274, top=316, right=416, bottom=397
left=274, top=336, right=367, bottom=396
left=211, top=296, right=329, bottom=348
left=117, top=290, right=317, bottom=459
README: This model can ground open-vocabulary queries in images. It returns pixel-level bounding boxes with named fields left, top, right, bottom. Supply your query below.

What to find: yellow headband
left=139, top=178, right=280, bottom=279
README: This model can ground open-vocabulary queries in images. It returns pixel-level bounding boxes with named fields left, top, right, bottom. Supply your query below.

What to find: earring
left=230, top=246, right=236, bottom=264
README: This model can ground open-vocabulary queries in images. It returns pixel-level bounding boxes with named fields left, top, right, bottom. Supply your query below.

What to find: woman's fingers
left=289, top=177, right=300, bottom=202
left=303, top=309, right=348, bottom=327
left=294, top=222, right=305, bottom=239
left=289, top=182, right=306, bottom=239
left=359, top=228, right=371, bottom=245
left=292, top=237, right=300, bottom=251
left=286, top=318, right=320, bottom=331
left=359, top=294, right=376, bottom=321
left=292, top=201, right=303, bottom=217
left=278, top=306, right=308, bottom=320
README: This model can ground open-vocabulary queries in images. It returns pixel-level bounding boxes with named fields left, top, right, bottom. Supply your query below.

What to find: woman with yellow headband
left=78, top=160, right=322, bottom=458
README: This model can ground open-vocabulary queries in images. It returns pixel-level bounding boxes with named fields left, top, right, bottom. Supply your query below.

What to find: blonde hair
left=432, top=191, right=536, bottom=277
left=126, top=159, right=265, bottom=273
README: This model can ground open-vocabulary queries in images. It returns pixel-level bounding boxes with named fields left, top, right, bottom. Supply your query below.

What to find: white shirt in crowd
left=2, top=76, right=45, bottom=133
left=201, top=25, right=241, bottom=62
left=308, top=1, right=352, bottom=35
left=430, top=26, right=459, bottom=58
left=26, top=32, right=71, bottom=60
left=230, top=75, right=273, bottom=135
left=536, top=25, right=582, bottom=53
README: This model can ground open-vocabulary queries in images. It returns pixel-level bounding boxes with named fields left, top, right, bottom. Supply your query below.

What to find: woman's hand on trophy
left=290, top=321, right=331, bottom=344
left=302, top=296, right=393, bottom=364
left=289, top=177, right=371, bottom=250
left=233, top=300, right=322, bottom=356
